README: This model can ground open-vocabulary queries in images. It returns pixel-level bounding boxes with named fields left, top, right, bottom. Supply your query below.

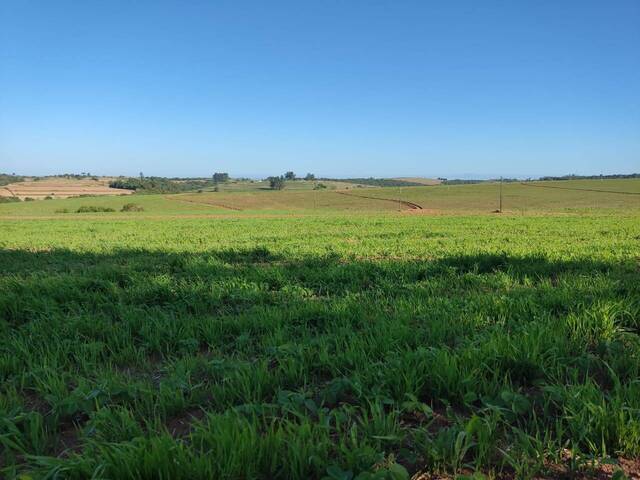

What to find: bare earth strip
left=334, top=190, right=423, bottom=210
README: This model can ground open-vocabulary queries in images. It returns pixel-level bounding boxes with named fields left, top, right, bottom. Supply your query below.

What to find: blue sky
left=1, top=1, right=638, bottom=179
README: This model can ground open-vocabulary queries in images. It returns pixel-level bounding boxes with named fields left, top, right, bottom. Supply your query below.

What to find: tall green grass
left=0, top=214, right=638, bottom=478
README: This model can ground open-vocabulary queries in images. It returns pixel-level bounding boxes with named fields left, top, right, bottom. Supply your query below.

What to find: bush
left=24, top=197, right=35, bottom=202
left=44, top=196, right=53, bottom=200
left=55, top=208, right=69, bottom=214
left=0, top=197, right=21, bottom=203
left=76, top=205, right=116, bottom=213
left=120, top=203, right=144, bottom=212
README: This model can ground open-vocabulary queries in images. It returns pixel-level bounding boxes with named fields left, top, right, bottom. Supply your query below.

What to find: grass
left=1, top=180, right=639, bottom=478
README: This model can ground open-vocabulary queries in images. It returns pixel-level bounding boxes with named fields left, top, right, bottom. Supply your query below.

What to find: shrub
left=0, top=197, right=21, bottom=203
left=55, top=208, right=69, bottom=213
left=24, top=197, right=35, bottom=201
left=120, top=203, right=144, bottom=212
left=76, top=205, right=116, bottom=213
left=44, top=196, right=53, bottom=200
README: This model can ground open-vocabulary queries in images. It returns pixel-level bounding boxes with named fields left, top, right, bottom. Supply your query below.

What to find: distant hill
left=393, top=177, right=441, bottom=186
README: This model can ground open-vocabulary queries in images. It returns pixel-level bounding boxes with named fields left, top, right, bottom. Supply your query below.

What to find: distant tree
left=139, top=172, right=144, bottom=180
left=213, top=172, right=229, bottom=183
left=268, top=176, right=285, bottom=190
left=304, top=173, right=315, bottom=181
left=284, top=171, right=296, bottom=180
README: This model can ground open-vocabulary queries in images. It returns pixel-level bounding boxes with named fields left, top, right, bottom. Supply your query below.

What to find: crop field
left=363, top=179, right=640, bottom=215
left=0, top=178, right=134, bottom=200
left=2, top=179, right=639, bottom=219
left=1, top=179, right=639, bottom=479
left=125, top=178, right=640, bottom=215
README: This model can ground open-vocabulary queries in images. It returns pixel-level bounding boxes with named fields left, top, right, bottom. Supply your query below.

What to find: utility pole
left=499, top=177, right=503, bottom=213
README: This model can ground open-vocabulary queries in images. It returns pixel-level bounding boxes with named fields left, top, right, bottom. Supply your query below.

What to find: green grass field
left=1, top=179, right=639, bottom=478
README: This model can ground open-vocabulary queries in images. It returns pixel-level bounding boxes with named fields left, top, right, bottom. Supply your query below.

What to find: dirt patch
left=539, top=455, right=640, bottom=479
left=22, top=389, right=51, bottom=415
left=410, top=457, right=639, bottom=480
left=52, top=421, right=84, bottom=458
left=165, top=407, right=206, bottom=437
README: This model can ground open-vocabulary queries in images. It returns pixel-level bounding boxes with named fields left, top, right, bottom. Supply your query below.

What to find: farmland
left=1, top=179, right=639, bottom=478
left=1, top=179, right=639, bottom=218
left=0, top=177, right=134, bottom=200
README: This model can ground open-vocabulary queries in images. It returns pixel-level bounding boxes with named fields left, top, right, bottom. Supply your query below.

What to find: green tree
left=284, top=171, right=296, bottom=180
left=213, top=172, right=229, bottom=183
left=268, top=176, right=285, bottom=190
left=304, top=173, right=315, bottom=180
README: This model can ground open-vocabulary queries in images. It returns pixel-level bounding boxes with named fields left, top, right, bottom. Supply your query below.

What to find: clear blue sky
left=1, top=1, right=638, bottom=178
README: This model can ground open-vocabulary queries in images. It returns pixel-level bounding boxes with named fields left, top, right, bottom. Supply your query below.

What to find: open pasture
left=0, top=180, right=639, bottom=479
